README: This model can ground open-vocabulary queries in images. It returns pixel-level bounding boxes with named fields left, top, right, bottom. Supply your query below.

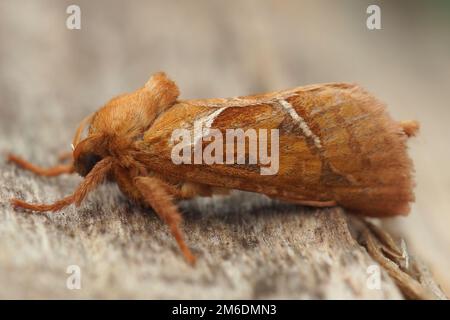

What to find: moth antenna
left=134, top=176, right=196, bottom=265
left=72, top=113, right=96, bottom=148
left=11, top=157, right=112, bottom=212
left=400, top=120, right=419, bottom=138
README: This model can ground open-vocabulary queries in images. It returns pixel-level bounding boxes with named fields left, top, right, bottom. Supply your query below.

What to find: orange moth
left=8, top=72, right=418, bottom=264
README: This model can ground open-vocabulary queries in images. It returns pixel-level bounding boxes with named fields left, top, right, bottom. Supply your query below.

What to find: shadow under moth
left=8, top=72, right=419, bottom=264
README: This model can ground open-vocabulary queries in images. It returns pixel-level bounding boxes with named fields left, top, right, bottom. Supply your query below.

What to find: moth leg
left=174, top=182, right=230, bottom=200
left=292, top=199, right=337, bottom=207
left=134, top=176, right=196, bottom=265
left=7, top=153, right=75, bottom=177
left=11, top=157, right=112, bottom=212
left=180, top=182, right=213, bottom=199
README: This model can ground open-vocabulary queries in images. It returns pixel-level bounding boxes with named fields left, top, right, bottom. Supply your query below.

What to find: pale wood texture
left=0, top=0, right=449, bottom=299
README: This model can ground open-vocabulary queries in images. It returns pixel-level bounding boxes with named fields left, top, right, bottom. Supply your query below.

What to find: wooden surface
left=0, top=0, right=449, bottom=299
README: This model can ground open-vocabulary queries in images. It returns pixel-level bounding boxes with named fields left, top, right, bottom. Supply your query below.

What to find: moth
left=8, top=72, right=418, bottom=264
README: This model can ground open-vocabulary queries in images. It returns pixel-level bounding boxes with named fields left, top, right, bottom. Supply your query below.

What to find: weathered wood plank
left=0, top=0, right=448, bottom=299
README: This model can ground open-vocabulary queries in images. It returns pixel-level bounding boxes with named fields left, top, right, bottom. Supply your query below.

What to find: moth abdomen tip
left=400, top=120, right=420, bottom=138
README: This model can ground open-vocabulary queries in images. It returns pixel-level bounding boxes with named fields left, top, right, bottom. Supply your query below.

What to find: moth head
left=70, top=72, right=180, bottom=177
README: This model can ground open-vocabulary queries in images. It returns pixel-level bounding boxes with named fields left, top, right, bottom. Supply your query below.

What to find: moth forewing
left=141, top=83, right=415, bottom=217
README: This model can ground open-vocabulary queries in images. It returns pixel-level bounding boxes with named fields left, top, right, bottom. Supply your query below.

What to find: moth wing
left=139, top=83, right=415, bottom=217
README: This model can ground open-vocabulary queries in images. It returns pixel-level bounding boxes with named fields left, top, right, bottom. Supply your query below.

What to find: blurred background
left=0, top=0, right=449, bottom=297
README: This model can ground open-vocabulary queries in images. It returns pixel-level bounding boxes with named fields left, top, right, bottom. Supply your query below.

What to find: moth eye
left=75, top=153, right=102, bottom=177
